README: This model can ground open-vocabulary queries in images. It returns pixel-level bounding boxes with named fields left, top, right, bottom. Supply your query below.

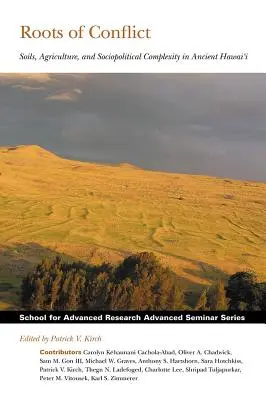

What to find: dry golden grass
left=0, top=144, right=265, bottom=308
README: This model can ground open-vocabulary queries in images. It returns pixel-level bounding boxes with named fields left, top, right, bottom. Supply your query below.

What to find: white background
left=0, top=0, right=265, bottom=72
left=0, top=324, right=265, bottom=400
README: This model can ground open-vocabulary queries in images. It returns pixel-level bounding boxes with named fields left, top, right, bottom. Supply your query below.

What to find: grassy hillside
left=0, top=145, right=265, bottom=309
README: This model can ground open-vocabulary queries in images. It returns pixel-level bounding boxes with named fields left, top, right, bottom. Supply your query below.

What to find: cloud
left=61, top=113, right=106, bottom=142
left=0, top=73, right=53, bottom=84
left=0, top=73, right=266, bottom=181
left=45, top=90, right=81, bottom=102
left=0, top=74, right=52, bottom=93
left=12, top=84, right=46, bottom=91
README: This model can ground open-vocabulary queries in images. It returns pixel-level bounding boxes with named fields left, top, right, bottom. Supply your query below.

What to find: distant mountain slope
left=0, top=144, right=266, bottom=308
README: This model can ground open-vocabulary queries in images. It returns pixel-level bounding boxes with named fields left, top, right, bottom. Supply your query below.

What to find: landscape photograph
left=0, top=73, right=265, bottom=311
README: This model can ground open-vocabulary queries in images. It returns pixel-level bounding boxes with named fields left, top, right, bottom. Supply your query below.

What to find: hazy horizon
left=0, top=73, right=266, bottom=181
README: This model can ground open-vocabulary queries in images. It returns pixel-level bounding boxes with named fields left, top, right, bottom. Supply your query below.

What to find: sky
left=0, top=73, right=265, bottom=181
